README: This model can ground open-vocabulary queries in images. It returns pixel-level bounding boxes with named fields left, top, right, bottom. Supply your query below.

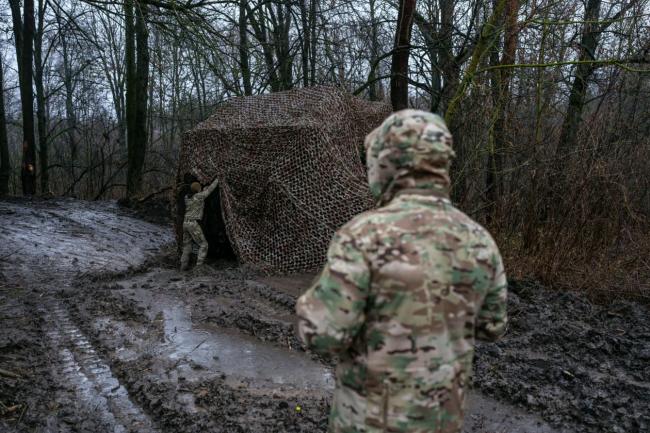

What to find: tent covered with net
left=175, top=86, right=391, bottom=274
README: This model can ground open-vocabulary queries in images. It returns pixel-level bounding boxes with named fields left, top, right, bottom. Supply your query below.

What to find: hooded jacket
left=296, top=110, right=508, bottom=433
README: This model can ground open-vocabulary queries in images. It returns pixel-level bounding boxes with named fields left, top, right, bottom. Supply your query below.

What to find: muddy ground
left=0, top=198, right=648, bottom=433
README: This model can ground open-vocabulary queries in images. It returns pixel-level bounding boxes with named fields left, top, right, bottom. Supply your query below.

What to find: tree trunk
left=247, top=4, right=281, bottom=92
left=92, top=8, right=126, bottom=151
left=438, top=0, right=458, bottom=114
left=367, top=0, right=383, bottom=101
left=486, top=0, right=519, bottom=219
left=34, top=0, right=48, bottom=194
left=390, top=0, right=417, bottom=111
left=308, top=0, right=317, bottom=84
left=444, top=0, right=507, bottom=127
left=126, top=1, right=150, bottom=198
left=239, top=0, right=253, bottom=95
left=0, top=60, right=10, bottom=196
left=274, top=3, right=293, bottom=90
left=19, top=0, right=37, bottom=195
left=10, top=0, right=34, bottom=195
left=556, top=0, right=602, bottom=156
left=445, top=0, right=506, bottom=204
left=124, top=0, right=136, bottom=195
left=412, top=9, right=443, bottom=112
left=9, top=0, right=23, bottom=74
left=299, top=0, right=310, bottom=88
left=60, top=23, right=78, bottom=194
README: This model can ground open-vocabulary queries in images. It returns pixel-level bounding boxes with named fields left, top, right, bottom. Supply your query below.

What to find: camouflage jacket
left=184, top=178, right=219, bottom=222
left=296, top=110, right=508, bottom=433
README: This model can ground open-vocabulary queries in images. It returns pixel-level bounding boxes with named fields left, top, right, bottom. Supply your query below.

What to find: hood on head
left=364, top=109, right=455, bottom=204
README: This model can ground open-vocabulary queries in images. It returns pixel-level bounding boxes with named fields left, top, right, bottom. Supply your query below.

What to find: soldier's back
left=184, top=194, right=205, bottom=221
left=339, top=193, right=503, bottom=433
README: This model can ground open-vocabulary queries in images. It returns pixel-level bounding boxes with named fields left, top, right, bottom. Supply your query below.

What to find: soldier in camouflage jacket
left=180, top=178, right=219, bottom=270
left=296, top=110, right=508, bottom=433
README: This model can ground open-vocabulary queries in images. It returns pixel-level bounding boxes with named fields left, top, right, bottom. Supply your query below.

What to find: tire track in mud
left=41, top=299, right=158, bottom=433
left=1, top=199, right=171, bottom=432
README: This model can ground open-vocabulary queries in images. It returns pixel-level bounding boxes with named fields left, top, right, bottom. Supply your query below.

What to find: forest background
left=0, top=0, right=648, bottom=297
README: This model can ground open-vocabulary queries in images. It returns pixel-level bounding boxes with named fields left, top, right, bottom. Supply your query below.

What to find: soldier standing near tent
left=180, top=178, right=219, bottom=270
left=296, top=110, right=508, bottom=433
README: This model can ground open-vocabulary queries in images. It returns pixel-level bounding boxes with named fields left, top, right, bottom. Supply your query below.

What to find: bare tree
left=390, top=0, right=417, bottom=110
left=125, top=0, right=150, bottom=197
left=10, top=0, right=37, bottom=195
left=0, top=59, right=10, bottom=196
left=485, top=0, right=520, bottom=217
left=557, top=0, right=639, bottom=156
left=34, top=0, right=48, bottom=194
left=239, top=0, right=253, bottom=95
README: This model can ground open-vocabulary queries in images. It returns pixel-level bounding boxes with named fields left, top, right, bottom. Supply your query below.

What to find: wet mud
left=473, top=280, right=650, bottom=433
left=1, top=198, right=648, bottom=432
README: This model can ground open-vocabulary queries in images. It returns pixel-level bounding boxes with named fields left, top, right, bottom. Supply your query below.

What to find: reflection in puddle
left=139, top=291, right=334, bottom=390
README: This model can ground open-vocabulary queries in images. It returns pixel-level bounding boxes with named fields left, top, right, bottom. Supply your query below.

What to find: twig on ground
left=189, top=339, right=207, bottom=354
left=138, top=186, right=172, bottom=203
left=18, top=403, right=27, bottom=423
left=0, top=368, right=22, bottom=379
left=3, top=404, right=21, bottom=414
left=0, top=250, right=20, bottom=261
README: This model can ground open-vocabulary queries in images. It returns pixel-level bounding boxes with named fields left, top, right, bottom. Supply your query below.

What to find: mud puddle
left=108, top=287, right=334, bottom=389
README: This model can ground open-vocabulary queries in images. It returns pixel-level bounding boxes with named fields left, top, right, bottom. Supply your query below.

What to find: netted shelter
left=175, top=86, right=391, bottom=274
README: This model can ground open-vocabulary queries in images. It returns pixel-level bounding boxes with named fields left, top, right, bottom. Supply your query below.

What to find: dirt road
left=1, top=198, right=647, bottom=432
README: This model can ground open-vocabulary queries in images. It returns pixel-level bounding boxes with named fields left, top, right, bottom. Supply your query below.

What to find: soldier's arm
left=476, top=249, right=508, bottom=341
left=295, top=228, right=370, bottom=356
left=197, top=177, right=219, bottom=199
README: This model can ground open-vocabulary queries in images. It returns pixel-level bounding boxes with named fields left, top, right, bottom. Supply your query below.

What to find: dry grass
left=492, top=144, right=650, bottom=303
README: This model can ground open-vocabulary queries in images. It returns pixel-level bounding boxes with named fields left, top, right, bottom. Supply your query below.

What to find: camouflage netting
left=175, top=86, right=391, bottom=274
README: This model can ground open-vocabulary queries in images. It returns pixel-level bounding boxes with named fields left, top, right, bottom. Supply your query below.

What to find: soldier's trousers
left=181, top=220, right=208, bottom=269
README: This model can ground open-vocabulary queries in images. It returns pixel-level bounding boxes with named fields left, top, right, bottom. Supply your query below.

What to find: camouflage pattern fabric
left=296, top=110, right=508, bottom=433
left=181, top=221, right=208, bottom=269
left=181, top=178, right=219, bottom=269
left=184, top=178, right=219, bottom=222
